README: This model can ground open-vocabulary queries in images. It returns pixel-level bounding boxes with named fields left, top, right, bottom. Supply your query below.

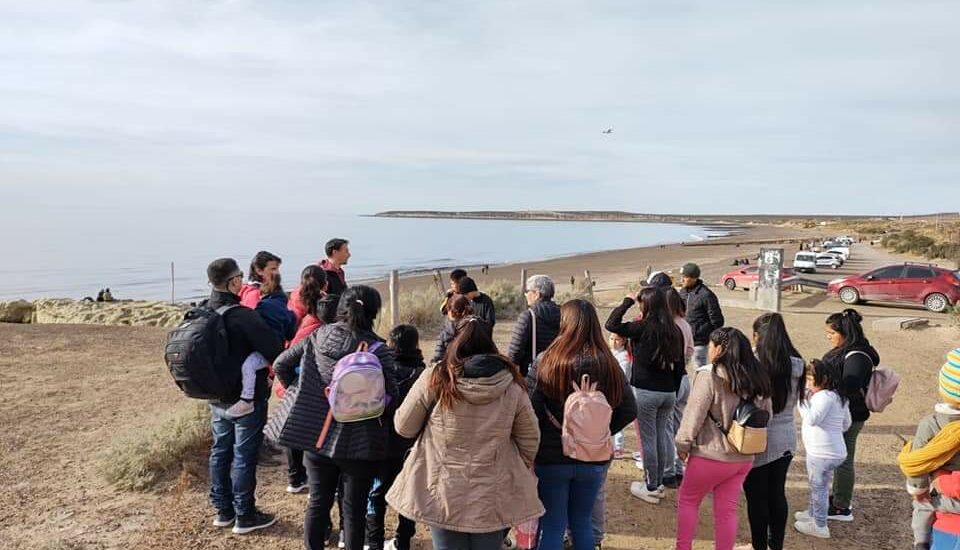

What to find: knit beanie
left=939, top=348, right=960, bottom=406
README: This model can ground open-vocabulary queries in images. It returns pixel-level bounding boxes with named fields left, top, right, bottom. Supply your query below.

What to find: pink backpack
left=846, top=350, right=900, bottom=413
left=316, top=341, right=386, bottom=447
left=546, top=374, right=613, bottom=461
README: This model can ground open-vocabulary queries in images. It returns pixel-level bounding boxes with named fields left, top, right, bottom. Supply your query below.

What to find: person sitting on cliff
left=102, top=288, right=115, bottom=302
left=96, top=289, right=105, bottom=302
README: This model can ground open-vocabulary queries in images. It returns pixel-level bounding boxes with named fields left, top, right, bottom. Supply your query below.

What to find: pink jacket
left=238, top=283, right=262, bottom=309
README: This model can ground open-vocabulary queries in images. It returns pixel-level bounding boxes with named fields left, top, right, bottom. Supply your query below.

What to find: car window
left=904, top=266, right=935, bottom=279
left=868, top=266, right=905, bottom=279
left=746, top=266, right=758, bottom=273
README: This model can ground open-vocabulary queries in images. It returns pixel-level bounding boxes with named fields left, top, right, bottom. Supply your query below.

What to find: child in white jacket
left=795, top=359, right=852, bottom=540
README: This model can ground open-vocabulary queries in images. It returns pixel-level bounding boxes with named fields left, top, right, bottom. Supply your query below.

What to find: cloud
left=1, top=0, right=958, bottom=215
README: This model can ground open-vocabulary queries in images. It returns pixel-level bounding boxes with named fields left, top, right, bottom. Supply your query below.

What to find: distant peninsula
left=371, top=210, right=869, bottom=226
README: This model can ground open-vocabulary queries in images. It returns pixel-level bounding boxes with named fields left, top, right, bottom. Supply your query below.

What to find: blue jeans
left=590, top=464, right=610, bottom=544
left=536, top=463, right=606, bottom=550
left=806, top=455, right=845, bottom=528
left=933, top=528, right=960, bottom=550
left=209, top=399, right=267, bottom=517
left=430, top=527, right=507, bottom=550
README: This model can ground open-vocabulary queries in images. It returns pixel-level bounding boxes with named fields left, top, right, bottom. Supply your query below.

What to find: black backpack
left=164, top=305, right=238, bottom=399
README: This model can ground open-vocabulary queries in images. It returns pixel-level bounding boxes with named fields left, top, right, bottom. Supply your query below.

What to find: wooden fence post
left=520, top=269, right=528, bottom=294
left=389, top=270, right=400, bottom=327
left=583, top=269, right=595, bottom=301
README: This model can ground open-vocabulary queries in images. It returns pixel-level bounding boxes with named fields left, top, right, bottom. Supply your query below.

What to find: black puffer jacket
left=605, top=298, right=685, bottom=392
left=470, top=292, right=497, bottom=329
left=823, top=341, right=880, bottom=423
left=388, top=348, right=427, bottom=458
left=206, top=290, right=283, bottom=405
left=679, top=280, right=724, bottom=346
left=527, top=354, right=637, bottom=465
left=508, top=300, right=562, bottom=376
left=277, top=322, right=399, bottom=460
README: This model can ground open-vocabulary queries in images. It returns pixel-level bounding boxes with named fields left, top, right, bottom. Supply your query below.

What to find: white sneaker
left=225, top=400, right=255, bottom=419
left=632, top=451, right=644, bottom=462
left=655, top=485, right=666, bottom=496
left=630, top=481, right=661, bottom=504
left=794, top=519, right=830, bottom=539
left=794, top=509, right=812, bottom=522
left=286, top=482, right=308, bottom=494
left=338, top=532, right=346, bottom=549
left=384, top=540, right=398, bottom=550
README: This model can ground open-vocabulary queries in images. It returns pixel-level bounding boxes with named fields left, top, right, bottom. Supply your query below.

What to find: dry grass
left=485, top=279, right=526, bottom=319
left=99, top=403, right=211, bottom=491
left=376, top=287, right=446, bottom=334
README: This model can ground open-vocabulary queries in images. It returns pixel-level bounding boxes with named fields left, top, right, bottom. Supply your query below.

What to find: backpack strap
left=368, top=341, right=383, bottom=353
left=707, top=410, right=728, bottom=436
left=316, top=404, right=335, bottom=449
left=215, top=304, right=239, bottom=316
left=545, top=407, right=563, bottom=431
left=530, top=308, right=537, bottom=366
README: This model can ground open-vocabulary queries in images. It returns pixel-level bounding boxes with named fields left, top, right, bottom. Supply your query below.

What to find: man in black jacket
left=508, top=274, right=561, bottom=376
left=678, top=263, right=724, bottom=367
left=456, top=276, right=496, bottom=329
left=205, top=258, right=284, bottom=535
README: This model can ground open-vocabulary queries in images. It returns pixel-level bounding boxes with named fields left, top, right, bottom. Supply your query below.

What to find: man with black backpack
left=203, top=258, right=284, bottom=534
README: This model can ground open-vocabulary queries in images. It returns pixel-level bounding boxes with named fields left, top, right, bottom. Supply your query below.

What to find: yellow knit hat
left=939, top=348, right=960, bottom=406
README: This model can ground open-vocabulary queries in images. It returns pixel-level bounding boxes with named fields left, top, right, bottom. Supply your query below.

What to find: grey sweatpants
left=913, top=493, right=960, bottom=545
left=635, top=388, right=676, bottom=489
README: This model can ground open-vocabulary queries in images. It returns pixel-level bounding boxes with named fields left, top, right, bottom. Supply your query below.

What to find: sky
left=1, top=0, right=959, bottom=217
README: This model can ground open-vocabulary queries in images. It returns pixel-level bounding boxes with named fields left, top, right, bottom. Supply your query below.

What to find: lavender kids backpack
left=316, top=341, right=386, bottom=447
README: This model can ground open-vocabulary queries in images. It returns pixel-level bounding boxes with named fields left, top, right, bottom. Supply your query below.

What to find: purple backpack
left=316, top=341, right=386, bottom=447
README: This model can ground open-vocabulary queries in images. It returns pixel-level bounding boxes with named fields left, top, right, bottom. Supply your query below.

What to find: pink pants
left=675, top=456, right=752, bottom=550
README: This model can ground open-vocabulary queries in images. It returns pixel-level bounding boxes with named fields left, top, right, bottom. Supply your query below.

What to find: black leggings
left=304, top=453, right=378, bottom=550
left=742, top=453, right=793, bottom=550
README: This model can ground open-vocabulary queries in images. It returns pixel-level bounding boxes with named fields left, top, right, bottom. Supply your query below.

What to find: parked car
left=816, top=254, right=843, bottom=270
left=821, top=251, right=846, bottom=265
left=825, top=247, right=850, bottom=261
left=794, top=252, right=818, bottom=273
left=827, top=263, right=960, bottom=313
left=720, top=266, right=796, bottom=290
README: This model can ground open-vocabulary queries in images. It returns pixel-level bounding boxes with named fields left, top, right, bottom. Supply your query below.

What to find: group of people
left=197, top=240, right=907, bottom=550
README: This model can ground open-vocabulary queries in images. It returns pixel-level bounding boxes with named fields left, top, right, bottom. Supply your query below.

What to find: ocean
left=1, top=211, right=721, bottom=301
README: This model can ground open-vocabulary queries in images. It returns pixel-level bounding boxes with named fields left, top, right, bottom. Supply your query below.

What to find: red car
left=827, top=263, right=960, bottom=312
left=720, top=266, right=796, bottom=291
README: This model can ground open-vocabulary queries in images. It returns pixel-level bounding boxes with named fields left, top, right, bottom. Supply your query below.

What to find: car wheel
left=839, top=287, right=860, bottom=305
left=925, top=293, right=950, bottom=313
left=724, top=279, right=736, bottom=291
left=832, top=264, right=840, bottom=270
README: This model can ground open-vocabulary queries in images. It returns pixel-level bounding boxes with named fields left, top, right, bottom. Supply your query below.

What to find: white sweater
left=798, top=390, right=852, bottom=460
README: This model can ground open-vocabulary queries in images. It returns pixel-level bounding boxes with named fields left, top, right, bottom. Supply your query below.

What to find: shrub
left=556, top=279, right=596, bottom=305
left=485, top=279, right=526, bottom=320
left=374, top=287, right=445, bottom=334
left=99, top=404, right=210, bottom=491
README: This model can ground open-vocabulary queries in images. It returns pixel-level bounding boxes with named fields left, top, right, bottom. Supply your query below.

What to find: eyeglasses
left=229, top=272, right=244, bottom=282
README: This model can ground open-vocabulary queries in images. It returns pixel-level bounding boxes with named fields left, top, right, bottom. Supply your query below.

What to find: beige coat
left=676, top=363, right=771, bottom=463
left=386, top=361, right=544, bottom=533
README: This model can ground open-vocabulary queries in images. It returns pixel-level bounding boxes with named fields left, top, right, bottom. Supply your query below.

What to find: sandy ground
left=2, top=235, right=957, bottom=550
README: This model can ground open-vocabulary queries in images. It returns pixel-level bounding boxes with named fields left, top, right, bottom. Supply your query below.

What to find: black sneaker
left=827, top=505, right=854, bottom=522
left=212, top=510, right=235, bottom=528
left=232, top=510, right=277, bottom=534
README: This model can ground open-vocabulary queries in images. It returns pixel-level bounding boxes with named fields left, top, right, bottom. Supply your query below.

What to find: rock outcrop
left=0, top=300, right=36, bottom=323
left=30, top=299, right=190, bottom=328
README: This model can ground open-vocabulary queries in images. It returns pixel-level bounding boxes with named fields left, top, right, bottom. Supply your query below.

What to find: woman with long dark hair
left=278, top=285, right=400, bottom=550
left=606, top=287, right=685, bottom=504
left=821, top=308, right=880, bottom=522
left=386, top=318, right=543, bottom=550
left=675, top=327, right=772, bottom=550
left=736, top=313, right=805, bottom=550
left=534, top=299, right=637, bottom=550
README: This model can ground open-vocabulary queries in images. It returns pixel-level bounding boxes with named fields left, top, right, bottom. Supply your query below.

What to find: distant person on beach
left=507, top=275, right=561, bottom=376
left=678, top=263, right=724, bottom=368
left=455, top=276, right=496, bottom=328
left=96, top=289, right=104, bottom=302
left=103, top=288, right=114, bottom=302
left=204, top=258, right=283, bottom=535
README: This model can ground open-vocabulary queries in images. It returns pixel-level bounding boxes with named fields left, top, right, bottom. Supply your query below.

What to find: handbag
left=707, top=399, right=770, bottom=455
left=264, top=382, right=300, bottom=446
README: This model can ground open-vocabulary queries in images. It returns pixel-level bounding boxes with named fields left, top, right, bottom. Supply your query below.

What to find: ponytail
left=336, top=286, right=381, bottom=333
